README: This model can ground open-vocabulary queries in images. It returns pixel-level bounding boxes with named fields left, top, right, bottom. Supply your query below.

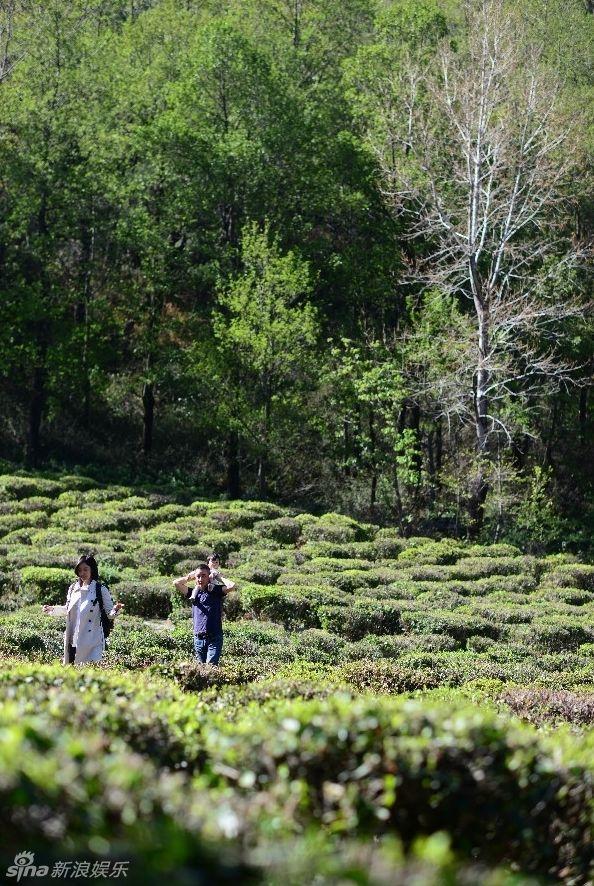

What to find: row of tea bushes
left=1, top=476, right=593, bottom=702
left=1, top=662, right=592, bottom=883
left=2, top=606, right=594, bottom=704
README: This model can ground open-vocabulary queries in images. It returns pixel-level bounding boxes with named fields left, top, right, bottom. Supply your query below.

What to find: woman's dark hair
left=74, top=553, right=99, bottom=583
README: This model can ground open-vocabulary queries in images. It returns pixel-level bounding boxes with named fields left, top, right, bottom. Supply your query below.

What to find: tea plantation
left=1, top=471, right=593, bottom=884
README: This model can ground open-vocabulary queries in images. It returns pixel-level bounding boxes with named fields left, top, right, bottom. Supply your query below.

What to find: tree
left=367, top=0, right=590, bottom=534
left=212, top=223, right=318, bottom=498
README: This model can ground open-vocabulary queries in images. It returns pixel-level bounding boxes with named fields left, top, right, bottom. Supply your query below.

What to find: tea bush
left=241, top=586, right=321, bottom=629
left=0, top=712, right=251, bottom=882
left=318, top=601, right=401, bottom=640
left=19, top=566, right=74, bottom=604
left=254, top=517, right=301, bottom=545
left=112, top=580, right=173, bottom=619
left=200, top=694, right=594, bottom=881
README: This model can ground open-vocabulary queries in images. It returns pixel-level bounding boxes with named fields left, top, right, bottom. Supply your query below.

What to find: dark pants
left=68, top=645, right=76, bottom=664
left=193, top=633, right=223, bottom=665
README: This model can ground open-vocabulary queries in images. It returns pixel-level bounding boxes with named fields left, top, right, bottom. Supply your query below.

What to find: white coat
left=49, top=578, right=117, bottom=664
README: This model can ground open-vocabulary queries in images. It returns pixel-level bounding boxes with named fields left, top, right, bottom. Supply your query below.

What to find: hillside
left=1, top=471, right=593, bottom=883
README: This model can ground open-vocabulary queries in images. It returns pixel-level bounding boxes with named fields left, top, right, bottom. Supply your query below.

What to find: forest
left=0, top=0, right=592, bottom=547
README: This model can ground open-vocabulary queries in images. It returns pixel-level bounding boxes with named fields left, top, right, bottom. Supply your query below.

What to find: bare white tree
left=0, top=1, right=20, bottom=81
left=371, top=0, right=590, bottom=533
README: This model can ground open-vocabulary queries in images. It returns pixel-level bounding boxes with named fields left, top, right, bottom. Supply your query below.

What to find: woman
left=43, top=554, right=124, bottom=664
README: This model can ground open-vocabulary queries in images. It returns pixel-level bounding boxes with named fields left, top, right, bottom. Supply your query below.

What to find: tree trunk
left=409, top=402, right=422, bottom=478
left=142, top=381, right=154, bottom=456
left=435, top=418, right=442, bottom=474
left=258, top=399, right=271, bottom=499
left=369, top=411, right=377, bottom=514
left=393, top=465, right=405, bottom=535
left=26, top=363, right=46, bottom=467
left=343, top=418, right=351, bottom=477
left=467, top=467, right=489, bottom=539
left=226, top=430, right=241, bottom=498
left=544, top=398, right=559, bottom=468
left=579, top=387, right=588, bottom=446
left=468, top=302, right=490, bottom=536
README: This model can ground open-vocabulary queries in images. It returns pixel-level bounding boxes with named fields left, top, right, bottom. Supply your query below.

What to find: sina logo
left=6, top=852, right=49, bottom=880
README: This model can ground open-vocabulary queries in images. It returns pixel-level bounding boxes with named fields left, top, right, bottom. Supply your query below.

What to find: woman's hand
left=42, top=604, right=54, bottom=614
left=113, top=602, right=125, bottom=615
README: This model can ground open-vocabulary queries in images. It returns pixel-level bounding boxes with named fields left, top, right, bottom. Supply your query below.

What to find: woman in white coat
left=43, top=554, right=124, bottom=664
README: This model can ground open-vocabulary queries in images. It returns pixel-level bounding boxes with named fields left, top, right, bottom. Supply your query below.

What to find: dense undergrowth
left=0, top=470, right=593, bottom=884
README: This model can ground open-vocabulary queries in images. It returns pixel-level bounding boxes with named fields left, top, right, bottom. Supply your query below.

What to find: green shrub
left=201, top=694, right=594, bottom=880
left=195, top=530, right=249, bottom=559
left=288, top=628, right=345, bottom=664
left=0, top=474, right=62, bottom=500
left=535, top=586, right=594, bottom=606
left=133, top=543, right=206, bottom=574
left=368, top=566, right=409, bottom=585
left=0, top=511, right=48, bottom=537
left=542, top=564, right=594, bottom=591
left=301, top=515, right=363, bottom=544
left=0, top=495, right=56, bottom=515
left=460, top=575, right=539, bottom=595
left=403, top=564, right=452, bottom=582
left=254, top=517, right=301, bottom=544
left=150, top=657, right=276, bottom=691
left=0, top=717, right=251, bottom=880
left=113, top=581, right=173, bottom=619
left=471, top=603, right=536, bottom=625
left=18, top=566, right=74, bottom=604
left=0, top=663, right=201, bottom=768
left=142, top=523, right=203, bottom=546
left=329, top=569, right=376, bottom=593
left=241, top=585, right=320, bottom=629
left=373, top=532, right=408, bottom=558
left=400, top=610, right=500, bottom=644
left=228, top=500, right=287, bottom=519
left=318, top=601, right=401, bottom=640
left=460, top=543, right=522, bottom=559
left=448, top=557, right=538, bottom=581
left=104, top=624, right=180, bottom=669
left=518, top=618, right=594, bottom=652
left=344, top=632, right=459, bottom=661
left=300, top=555, right=372, bottom=573
left=0, top=624, right=59, bottom=658
left=0, top=528, right=38, bottom=545
left=276, top=572, right=337, bottom=590
left=341, top=660, right=441, bottom=692
left=150, top=503, right=187, bottom=522
left=415, top=588, right=462, bottom=610
left=225, top=620, right=288, bottom=646
left=299, top=540, right=377, bottom=560
left=234, top=563, right=283, bottom=585
left=198, top=676, right=342, bottom=716
left=500, top=687, right=594, bottom=727
left=49, top=507, right=125, bottom=534
left=397, top=540, right=465, bottom=565
left=383, top=580, right=425, bottom=600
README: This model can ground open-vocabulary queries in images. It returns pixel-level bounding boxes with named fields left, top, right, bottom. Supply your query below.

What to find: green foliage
left=318, top=601, right=401, bottom=639
left=1, top=472, right=594, bottom=879
left=113, top=581, right=173, bottom=619
left=200, top=694, right=593, bottom=880
left=19, top=567, right=73, bottom=604
left=254, top=517, right=302, bottom=545
left=241, top=585, right=320, bottom=629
